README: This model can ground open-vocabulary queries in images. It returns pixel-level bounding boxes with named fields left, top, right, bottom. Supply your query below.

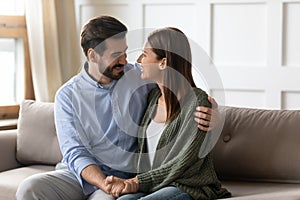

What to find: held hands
left=194, top=96, right=220, bottom=132
left=104, top=176, right=139, bottom=198
left=104, top=176, right=125, bottom=198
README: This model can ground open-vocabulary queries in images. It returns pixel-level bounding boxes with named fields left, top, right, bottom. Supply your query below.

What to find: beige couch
left=0, top=100, right=62, bottom=200
left=0, top=100, right=300, bottom=200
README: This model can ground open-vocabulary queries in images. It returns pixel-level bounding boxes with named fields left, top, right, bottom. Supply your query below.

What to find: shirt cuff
left=72, top=157, right=98, bottom=195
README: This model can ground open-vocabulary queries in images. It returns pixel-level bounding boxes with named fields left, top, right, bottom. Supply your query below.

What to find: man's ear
left=159, top=58, right=167, bottom=70
left=88, top=48, right=97, bottom=62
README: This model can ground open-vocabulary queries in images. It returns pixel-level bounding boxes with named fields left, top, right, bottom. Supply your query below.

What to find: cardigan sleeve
left=137, top=89, right=211, bottom=192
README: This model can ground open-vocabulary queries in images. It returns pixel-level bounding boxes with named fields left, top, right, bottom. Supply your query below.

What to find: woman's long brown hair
left=147, top=27, right=196, bottom=122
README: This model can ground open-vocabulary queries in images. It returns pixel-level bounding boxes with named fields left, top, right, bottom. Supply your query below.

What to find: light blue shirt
left=54, top=62, right=154, bottom=194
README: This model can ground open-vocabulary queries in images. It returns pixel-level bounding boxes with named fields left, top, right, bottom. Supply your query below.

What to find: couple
left=16, top=16, right=230, bottom=200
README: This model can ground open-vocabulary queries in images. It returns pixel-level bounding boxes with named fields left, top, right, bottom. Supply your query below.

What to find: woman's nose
left=136, top=54, right=143, bottom=63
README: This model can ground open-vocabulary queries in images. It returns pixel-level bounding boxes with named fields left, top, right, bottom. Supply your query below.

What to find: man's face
left=98, top=37, right=128, bottom=80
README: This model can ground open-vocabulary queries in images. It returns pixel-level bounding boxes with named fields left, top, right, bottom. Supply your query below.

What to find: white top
left=146, top=120, right=166, bottom=167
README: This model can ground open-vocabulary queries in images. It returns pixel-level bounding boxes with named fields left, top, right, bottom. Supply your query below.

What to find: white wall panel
left=282, top=91, right=300, bottom=109
left=143, top=4, right=197, bottom=41
left=74, top=0, right=300, bottom=109
left=80, top=4, right=129, bottom=27
left=211, top=89, right=265, bottom=108
left=75, top=0, right=144, bottom=35
left=282, top=3, right=300, bottom=67
left=211, top=3, right=267, bottom=67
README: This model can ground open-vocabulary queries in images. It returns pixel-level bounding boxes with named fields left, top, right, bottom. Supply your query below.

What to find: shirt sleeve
left=54, top=88, right=97, bottom=194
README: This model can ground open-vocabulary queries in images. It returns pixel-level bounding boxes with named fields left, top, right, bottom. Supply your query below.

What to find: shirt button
left=223, top=134, right=231, bottom=143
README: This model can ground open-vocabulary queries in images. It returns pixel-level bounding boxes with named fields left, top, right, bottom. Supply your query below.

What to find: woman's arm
left=136, top=91, right=211, bottom=192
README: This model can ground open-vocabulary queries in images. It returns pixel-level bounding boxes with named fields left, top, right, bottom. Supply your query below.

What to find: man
left=16, top=16, right=216, bottom=200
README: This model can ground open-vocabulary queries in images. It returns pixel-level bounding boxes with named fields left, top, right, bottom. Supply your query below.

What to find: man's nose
left=119, top=53, right=127, bottom=65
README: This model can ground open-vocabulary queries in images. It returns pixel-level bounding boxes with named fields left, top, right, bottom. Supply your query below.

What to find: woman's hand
left=122, top=176, right=139, bottom=194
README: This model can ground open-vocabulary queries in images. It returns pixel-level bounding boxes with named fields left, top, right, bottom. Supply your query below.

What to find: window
left=0, top=0, right=34, bottom=123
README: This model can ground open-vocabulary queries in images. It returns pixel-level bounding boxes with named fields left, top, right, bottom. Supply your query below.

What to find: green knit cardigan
left=136, top=88, right=231, bottom=200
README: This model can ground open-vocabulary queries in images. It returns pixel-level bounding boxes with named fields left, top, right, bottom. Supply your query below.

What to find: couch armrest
left=0, top=129, right=21, bottom=172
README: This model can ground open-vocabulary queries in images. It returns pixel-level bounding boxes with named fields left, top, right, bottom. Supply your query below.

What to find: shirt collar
left=80, top=61, right=116, bottom=90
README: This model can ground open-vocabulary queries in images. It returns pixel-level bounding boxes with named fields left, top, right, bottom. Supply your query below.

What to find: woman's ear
left=159, top=58, right=167, bottom=70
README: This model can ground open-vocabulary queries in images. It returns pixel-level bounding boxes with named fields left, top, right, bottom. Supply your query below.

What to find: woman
left=106, top=27, right=230, bottom=200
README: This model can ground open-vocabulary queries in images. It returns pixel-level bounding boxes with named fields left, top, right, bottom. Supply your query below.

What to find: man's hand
left=105, top=176, right=125, bottom=198
left=105, top=176, right=139, bottom=196
left=99, top=179, right=113, bottom=195
left=194, top=96, right=219, bottom=131
left=80, top=164, right=113, bottom=194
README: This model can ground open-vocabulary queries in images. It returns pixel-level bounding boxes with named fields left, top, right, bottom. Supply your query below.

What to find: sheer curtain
left=25, top=0, right=81, bottom=102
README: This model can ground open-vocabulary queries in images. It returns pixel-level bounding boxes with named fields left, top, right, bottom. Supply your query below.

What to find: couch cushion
left=16, top=100, right=62, bottom=165
left=0, top=130, right=20, bottom=172
left=213, top=107, right=300, bottom=183
left=219, top=181, right=300, bottom=200
left=0, top=165, right=54, bottom=200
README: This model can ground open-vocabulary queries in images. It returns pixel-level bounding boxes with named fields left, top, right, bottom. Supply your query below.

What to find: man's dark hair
left=80, top=15, right=127, bottom=57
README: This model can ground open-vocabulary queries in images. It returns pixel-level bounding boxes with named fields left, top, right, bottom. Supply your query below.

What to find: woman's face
left=140, top=42, right=164, bottom=82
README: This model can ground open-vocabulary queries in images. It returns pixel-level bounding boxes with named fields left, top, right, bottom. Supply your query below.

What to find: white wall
left=74, top=0, right=300, bottom=110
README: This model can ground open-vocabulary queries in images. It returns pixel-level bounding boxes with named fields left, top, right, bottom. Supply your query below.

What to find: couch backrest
left=213, top=106, right=300, bottom=183
left=16, top=100, right=300, bottom=183
left=17, top=100, right=62, bottom=165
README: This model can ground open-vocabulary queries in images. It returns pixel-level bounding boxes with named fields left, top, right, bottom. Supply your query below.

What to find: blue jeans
left=117, top=186, right=193, bottom=200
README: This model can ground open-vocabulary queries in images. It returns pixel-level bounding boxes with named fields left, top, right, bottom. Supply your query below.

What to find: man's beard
left=102, top=64, right=125, bottom=80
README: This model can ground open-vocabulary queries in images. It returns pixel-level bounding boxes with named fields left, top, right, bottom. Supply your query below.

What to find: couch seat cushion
left=0, top=165, right=54, bottom=200
left=220, top=181, right=300, bottom=200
